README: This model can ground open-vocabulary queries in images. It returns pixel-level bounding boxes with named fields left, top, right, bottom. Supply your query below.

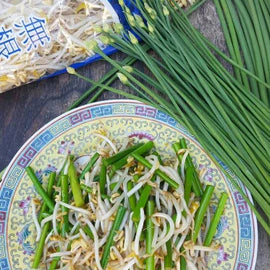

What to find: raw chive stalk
left=204, top=192, right=228, bottom=246
left=193, top=185, right=215, bottom=242
left=25, top=166, right=55, bottom=211
left=38, top=172, right=56, bottom=222
left=0, top=168, right=6, bottom=181
left=103, top=143, right=143, bottom=166
left=186, top=0, right=208, bottom=16
left=246, top=0, right=269, bottom=106
left=224, top=0, right=259, bottom=94
left=131, top=153, right=179, bottom=189
left=61, top=174, right=69, bottom=236
left=67, top=56, right=136, bottom=110
left=99, top=163, right=107, bottom=195
left=179, top=138, right=203, bottom=197
left=127, top=181, right=136, bottom=211
left=110, top=141, right=154, bottom=176
left=100, top=205, right=127, bottom=269
left=68, top=158, right=84, bottom=207
left=132, top=177, right=155, bottom=223
left=215, top=0, right=249, bottom=89
left=145, top=200, right=155, bottom=270
left=79, top=153, right=99, bottom=181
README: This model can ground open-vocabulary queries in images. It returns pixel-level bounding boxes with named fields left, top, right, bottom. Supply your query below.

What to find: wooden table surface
left=0, top=1, right=269, bottom=269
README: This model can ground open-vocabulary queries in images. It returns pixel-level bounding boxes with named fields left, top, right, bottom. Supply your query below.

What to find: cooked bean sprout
left=29, top=134, right=226, bottom=269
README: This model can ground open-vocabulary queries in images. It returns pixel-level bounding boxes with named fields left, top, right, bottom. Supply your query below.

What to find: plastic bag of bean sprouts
left=0, top=0, right=137, bottom=93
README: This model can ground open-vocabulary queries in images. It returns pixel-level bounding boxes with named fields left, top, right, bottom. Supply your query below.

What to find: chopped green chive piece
left=68, top=158, right=84, bottom=207
left=131, top=153, right=179, bottom=189
left=145, top=200, right=155, bottom=270
left=103, top=143, right=144, bottom=166
left=193, top=185, right=215, bottom=242
left=26, top=166, right=55, bottom=211
left=79, top=153, right=100, bottom=181
left=100, top=205, right=127, bottom=269
left=204, top=192, right=228, bottom=246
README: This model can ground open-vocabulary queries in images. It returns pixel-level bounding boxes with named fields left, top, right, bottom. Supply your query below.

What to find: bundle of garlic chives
left=68, top=0, right=270, bottom=234
left=214, top=0, right=270, bottom=106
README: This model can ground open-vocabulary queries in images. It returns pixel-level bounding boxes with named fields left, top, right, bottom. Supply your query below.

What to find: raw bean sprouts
left=0, top=0, right=118, bottom=92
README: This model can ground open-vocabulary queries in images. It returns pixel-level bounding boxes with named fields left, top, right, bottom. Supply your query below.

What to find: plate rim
left=1, top=99, right=258, bottom=270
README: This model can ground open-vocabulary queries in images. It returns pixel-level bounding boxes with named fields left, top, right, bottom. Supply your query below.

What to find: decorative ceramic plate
left=0, top=100, right=257, bottom=270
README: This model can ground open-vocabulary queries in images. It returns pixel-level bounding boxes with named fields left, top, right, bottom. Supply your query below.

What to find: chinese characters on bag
left=0, top=16, right=50, bottom=59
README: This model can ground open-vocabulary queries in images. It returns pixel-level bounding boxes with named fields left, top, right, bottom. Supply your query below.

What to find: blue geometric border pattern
left=30, top=130, right=54, bottom=151
left=215, top=158, right=255, bottom=270
left=0, top=101, right=257, bottom=269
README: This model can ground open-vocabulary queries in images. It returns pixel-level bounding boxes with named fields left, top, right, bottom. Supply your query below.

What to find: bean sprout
left=0, top=0, right=118, bottom=92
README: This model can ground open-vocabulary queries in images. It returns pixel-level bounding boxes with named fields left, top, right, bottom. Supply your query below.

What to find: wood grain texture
left=0, top=0, right=269, bottom=268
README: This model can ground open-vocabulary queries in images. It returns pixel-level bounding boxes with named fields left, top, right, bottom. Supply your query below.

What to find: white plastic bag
left=0, top=0, right=119, bottom=93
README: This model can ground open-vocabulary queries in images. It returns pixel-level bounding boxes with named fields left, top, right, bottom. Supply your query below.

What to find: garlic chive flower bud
left=124, top=6, right=131, bottom=15
left=100, top=35, right=110, bottom=45
left=123, top=65, right=134, bottom=73
left=127, top=14, right=135, bottom=27
left=103, top=23, right=111, bottom=33
left=134, top=15, right=146, bottom=28
left=114, top=23, right=124, bottom=33
left=86, top=40, right=99, bottom=50
left=94, top=25, right=102, bottom=33
left=117, top=73, right=129, bottom=85
left=144, top=3, right=151, bottom=13
left=118, top=0, right=124, bottom=7
left=144, top=3, right=157, bottom=19
left=163, top=5, right=169, bottom=16
left=150, top=10, right=157, bottom=20
left=128, top=31, right=138, bottom=44
left=148, top=23, right=155, bottom=33
left=67, top=67, right=76, bottom=75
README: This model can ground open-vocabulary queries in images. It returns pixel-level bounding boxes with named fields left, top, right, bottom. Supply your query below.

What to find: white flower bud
left=118, top=0, right=125, bottom=7
left=86, top=40, right=99, bottom=50
left=67, top=67, right=76, bottom=75
left=114, top=23, right=124, bottom=33
left=123, top=65, right=134, bottom=73
left=103, top=23, right=111, bottom=33
left=128, top=31, right=138, bottom=44
left=127, top=14, right=135, bottom=27
left=93, top=25, right=102, bottom=33
left=163, top=5, right=169, bottom=16
left=134, top=15, right=146, bottom=28
left=117, top=73, right=129, bottom=85
left=148, top=23, right=155, bottom=33
left=99, top=35, right=110, bottom=45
